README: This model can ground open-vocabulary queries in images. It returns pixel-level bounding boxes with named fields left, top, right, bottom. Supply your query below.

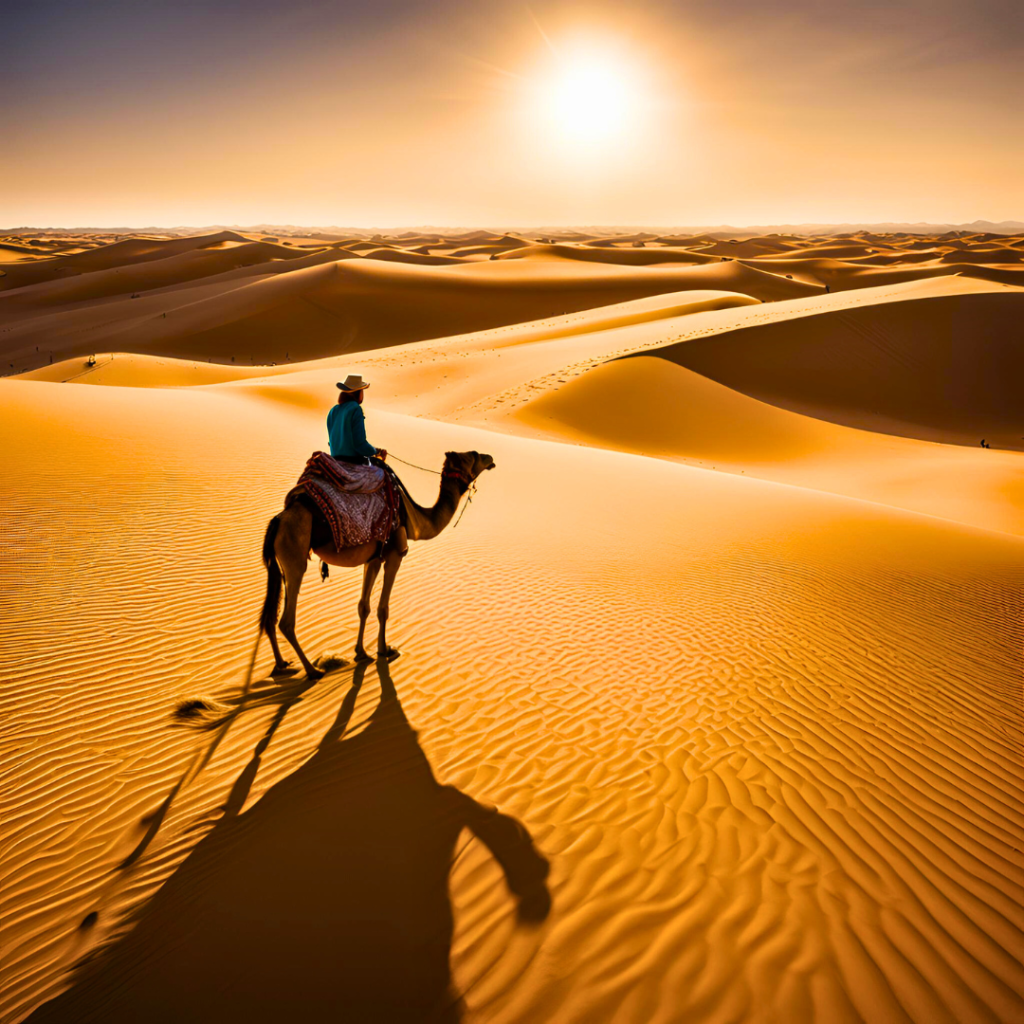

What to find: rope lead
left=387, top=453, right=441, bottom=475
left=387, top=452, right=475, bottom=528
left=453, top=481, right=476, bottom=528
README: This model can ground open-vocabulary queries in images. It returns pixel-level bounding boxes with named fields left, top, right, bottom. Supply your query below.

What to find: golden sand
left=2, top=229, right=1021, bottom=1023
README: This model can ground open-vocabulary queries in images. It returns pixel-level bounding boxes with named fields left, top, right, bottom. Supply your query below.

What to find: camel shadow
left=119, top=665, right=335, bottom=870
left=31, top=660, right=550, bottom=1024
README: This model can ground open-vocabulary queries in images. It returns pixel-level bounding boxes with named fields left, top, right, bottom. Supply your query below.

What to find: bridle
left=441, top=463, right=472, bottom=493
left=385, top=452, right=479, bottom=526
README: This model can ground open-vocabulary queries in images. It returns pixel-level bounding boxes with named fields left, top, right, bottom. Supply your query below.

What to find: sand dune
left=498, top=241, right=724, bottom=265
left=692, top=239, right=795, bottom=259
left=0, top=241, right=53, bottom=256
left=827, top=262, right=1024, bottom=290
left=1, top=256, right=809, bottom=369
left=429, top=234, right=529, bottom=253
left=15, top=352, right=268, bottom=388
left=0, top=230, right=251, bottom=291
left=510, top=354, right=1024, bottom=535
left=842, top=250, right=947, bottom=265
left=939, top=246, right=1024, bottom=264
left=9, top=226, right=1019, bottom=376
left=739, top=256, right=1024, bottom=291
left=443, top=242, right=529, bottom=259
left=762, top=242, right=883, bottom=260
left=648, top=288, right=1024, bottom=449
left=0, top=241, right=313, bottom=312
left=3, top=228, right=1022, bottom=1024
left=358, top=246, right=467, bottom=266
left=13, top=290, right=757, bottom=391
left=491, top=252, right=818, bottom=297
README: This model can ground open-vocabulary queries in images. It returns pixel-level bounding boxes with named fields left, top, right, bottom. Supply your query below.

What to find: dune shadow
left=31, top=659, right=550, bottom=1024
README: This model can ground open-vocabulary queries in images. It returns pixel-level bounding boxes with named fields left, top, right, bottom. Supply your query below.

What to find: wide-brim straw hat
left=336, top=374, right=370, bottom=392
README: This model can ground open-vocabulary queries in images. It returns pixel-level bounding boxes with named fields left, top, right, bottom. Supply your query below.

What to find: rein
left=451, top=480, right=476, bottom=528
left=387, top=453, right=441, bottom=475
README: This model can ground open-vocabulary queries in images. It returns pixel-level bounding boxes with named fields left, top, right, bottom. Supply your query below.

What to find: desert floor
left=2, top=227, right=1022, bottom=1023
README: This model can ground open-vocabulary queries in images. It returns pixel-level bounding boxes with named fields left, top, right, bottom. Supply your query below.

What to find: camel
left=259, top=450, right=495, bottom=678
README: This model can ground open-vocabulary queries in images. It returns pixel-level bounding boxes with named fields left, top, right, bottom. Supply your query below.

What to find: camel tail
left=259, top=516, right=282, bottom=635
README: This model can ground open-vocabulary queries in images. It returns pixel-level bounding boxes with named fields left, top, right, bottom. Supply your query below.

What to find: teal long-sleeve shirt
left=327, top=402, right=377, bottom=458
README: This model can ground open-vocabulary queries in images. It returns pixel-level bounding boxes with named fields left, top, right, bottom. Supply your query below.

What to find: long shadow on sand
left=31, top=660, right=550, bottom=1023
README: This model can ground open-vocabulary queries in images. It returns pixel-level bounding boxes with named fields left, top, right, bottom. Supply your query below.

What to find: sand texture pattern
left=1, top=229, right=1022, bottom=1024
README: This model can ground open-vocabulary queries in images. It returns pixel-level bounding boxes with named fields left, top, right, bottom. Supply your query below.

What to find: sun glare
left=542, top=58, right=636, bottom=147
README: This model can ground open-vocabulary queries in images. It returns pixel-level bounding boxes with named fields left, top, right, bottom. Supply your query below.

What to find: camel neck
left=401, top=476, right=463, bottom=540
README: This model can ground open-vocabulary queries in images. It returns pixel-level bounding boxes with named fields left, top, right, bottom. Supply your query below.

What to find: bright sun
left=544, top=59, right=635, bottom=145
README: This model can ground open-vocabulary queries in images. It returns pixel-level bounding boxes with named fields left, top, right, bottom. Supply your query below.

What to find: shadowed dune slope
left=13, top=291, right=759, bottom=389
left=0, top=257, right=797, bottom=366
left=651, top=289, right=1024, bottom=449
left=939, top=247, right=1024, bottom=264
left=829, top=262, right=1024, bottom=290
left=740, top=257, right=1024, bottom=291
left=511, top=355, right=1024, bottom=535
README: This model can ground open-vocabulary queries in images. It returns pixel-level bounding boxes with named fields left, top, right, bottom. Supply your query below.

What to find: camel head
left=444, top=450, right=496, bottom=486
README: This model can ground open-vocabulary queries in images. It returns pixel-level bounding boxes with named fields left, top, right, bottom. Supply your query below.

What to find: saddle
left=284, top=452, right=401, bottom=551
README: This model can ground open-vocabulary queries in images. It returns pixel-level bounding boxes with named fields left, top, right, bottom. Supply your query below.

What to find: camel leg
left=376, top=550, right=405, bottom=661
left=354, top=558, right=382, bottom=662
left=266, top=619, right=292, bottom=675
left=259, top=516, right=294, bottom=676
left=277, top=534, right=323, bottom=682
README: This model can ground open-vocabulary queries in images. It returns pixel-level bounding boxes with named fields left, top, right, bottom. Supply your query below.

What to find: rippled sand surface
left=2, top=229, right=1022, bottom=1023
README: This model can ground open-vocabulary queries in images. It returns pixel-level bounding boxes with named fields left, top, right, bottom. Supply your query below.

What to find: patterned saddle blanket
left=285, top=452, right=401, bottom=550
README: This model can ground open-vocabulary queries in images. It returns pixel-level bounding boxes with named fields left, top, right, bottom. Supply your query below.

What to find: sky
left=3, top=0, right=1022, bottom=228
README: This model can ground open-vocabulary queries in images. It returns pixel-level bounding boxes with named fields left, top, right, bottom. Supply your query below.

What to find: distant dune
left=1, top=253, right=816, bottom=366
left=0, top=230, right=252, bottom=291
left=497, top=242, right=724, bottom=265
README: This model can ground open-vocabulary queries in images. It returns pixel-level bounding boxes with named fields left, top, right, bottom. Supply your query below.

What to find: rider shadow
left=31, top=660, right=551, bottom=1024
left=118, top=667, right=328, bottom=871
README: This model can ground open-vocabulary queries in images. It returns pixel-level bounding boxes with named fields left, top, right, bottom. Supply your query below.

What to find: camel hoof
left=305, top=668, right=325, bottom=682
left=270, top=662, right=298, bottom=678
left=378, top=647, right=401, bottom=662
left=354, top=649, right=374, bottom=664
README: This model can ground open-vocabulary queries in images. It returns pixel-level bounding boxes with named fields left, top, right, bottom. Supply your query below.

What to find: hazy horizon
left=5, top=219, right=1022, bottom=236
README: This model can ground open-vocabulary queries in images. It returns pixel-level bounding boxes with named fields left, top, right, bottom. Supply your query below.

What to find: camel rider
left=328, top=374, right=387, bottom=465
left=327, top=374, right=407, bottom=555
